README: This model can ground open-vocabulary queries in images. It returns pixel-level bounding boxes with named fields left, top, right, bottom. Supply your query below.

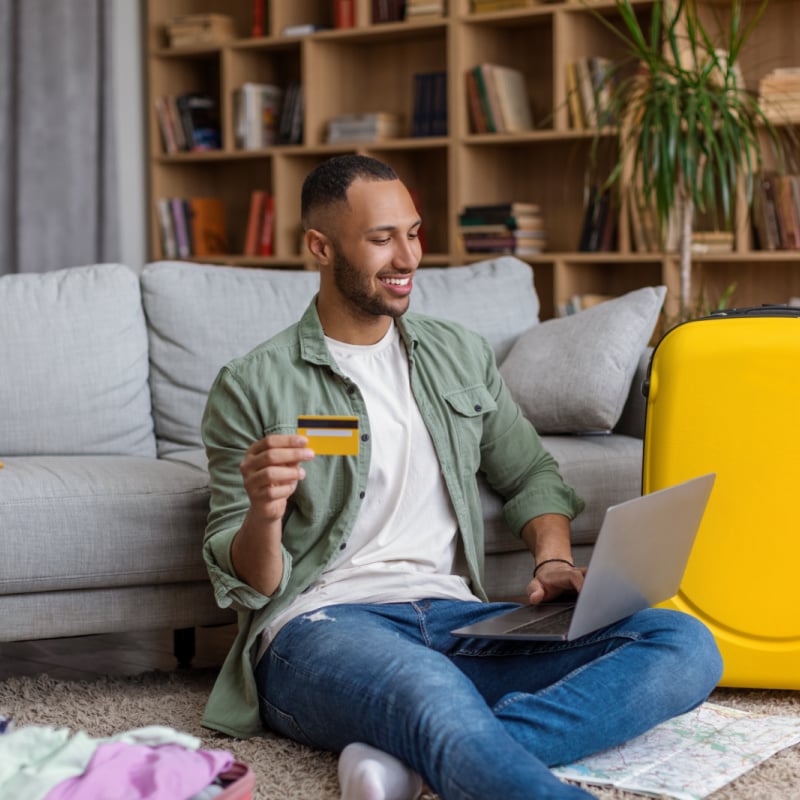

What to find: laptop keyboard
left=509, top=607, right=575, bottom=636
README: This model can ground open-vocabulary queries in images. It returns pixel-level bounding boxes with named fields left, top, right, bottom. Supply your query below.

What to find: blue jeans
left=255, top=600, right=722, bottom=800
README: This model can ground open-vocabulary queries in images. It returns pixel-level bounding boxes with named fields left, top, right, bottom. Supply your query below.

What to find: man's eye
left=371, top=238, right=390, bottom=245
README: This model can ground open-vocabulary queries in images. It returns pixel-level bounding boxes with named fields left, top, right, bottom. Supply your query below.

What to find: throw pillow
left=499, top=285, right=666, bottom=433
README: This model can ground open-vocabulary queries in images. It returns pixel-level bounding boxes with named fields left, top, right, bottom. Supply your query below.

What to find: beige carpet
left=1, top=670, right=799, bottom=799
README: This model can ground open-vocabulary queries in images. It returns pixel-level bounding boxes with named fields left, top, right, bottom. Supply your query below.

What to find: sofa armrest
left=613, top=347, right=653, bottom=439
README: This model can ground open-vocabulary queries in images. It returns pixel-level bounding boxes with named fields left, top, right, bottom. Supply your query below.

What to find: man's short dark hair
left=301, top=155, right=398, bottom=230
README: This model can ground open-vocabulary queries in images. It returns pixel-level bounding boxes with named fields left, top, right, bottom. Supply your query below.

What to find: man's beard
left=331, top=250, right=410, bottom=320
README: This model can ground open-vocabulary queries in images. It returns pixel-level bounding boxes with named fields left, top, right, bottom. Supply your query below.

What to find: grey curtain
left=0, top=0, right=118, bottom=275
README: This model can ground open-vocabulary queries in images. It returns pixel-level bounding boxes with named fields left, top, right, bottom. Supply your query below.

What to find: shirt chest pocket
left=442, top=385, right=497, bottom=474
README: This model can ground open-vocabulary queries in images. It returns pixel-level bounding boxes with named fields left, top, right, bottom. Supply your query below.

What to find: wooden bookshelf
left=146, top=0, right=800, bottom=320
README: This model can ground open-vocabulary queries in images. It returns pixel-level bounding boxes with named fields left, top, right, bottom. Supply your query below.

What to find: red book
left=258, top=194, right=275, bottom=256
left=244, top=190, right=266, bottom=256
left=335, top=0, right=356, bottom=28
left=251, top=0, right=264, bottom=36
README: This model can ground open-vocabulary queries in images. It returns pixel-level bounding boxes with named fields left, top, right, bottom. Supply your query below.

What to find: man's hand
left=526, top=561, right=586, bottom=605
left=231, top=434, right=315, bottom=596
left=240, top=434, right=315, bottom=524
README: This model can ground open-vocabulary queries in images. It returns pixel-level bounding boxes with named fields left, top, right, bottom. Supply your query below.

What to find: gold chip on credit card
left=297, top=416, right=360, bottom=456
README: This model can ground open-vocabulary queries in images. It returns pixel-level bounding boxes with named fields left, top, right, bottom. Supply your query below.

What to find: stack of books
left=759, top=68, right=800, bottom=123
left=471, top=0, right=536, bottom=11
left=164, top=14, right=234, bottom=47
left=466, top=64, right=534, bottom=134
left=565, top=57, right=616, bottom=130
left=326, top=112, right=402, bottom=143
left=155, top=93, right=221, bottom=153
left=405, top=0, right=446, bottom=21
left=458, top=202, right=546, bottom=256
left=157, top=197, right=228, bottom=259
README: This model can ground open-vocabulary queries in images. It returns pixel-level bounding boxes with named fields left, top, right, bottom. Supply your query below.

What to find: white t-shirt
left=259, top=323, right=478, bottom=653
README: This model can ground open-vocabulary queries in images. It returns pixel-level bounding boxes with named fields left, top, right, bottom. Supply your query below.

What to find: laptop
left=451, top=473, right=715, bottom=641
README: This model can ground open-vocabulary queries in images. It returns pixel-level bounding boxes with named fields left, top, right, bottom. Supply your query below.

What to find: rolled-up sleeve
left=201, top=365, right=292, bottom=611
left=478, top=342, right=584, bottom=536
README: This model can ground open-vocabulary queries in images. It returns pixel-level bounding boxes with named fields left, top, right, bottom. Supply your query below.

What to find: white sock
left=338, top=742, right=423, bottom=800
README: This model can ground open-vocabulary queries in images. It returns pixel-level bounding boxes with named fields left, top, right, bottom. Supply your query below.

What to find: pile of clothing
left=0, top=721, right=250, bottom=800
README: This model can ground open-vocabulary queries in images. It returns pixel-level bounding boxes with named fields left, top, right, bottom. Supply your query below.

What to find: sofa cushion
left=0, top=264, right=156, bottom=457
left=499, top=286, right=666, bottom=433
left=481, top=432, right=644, bottom=556
left=143, top=257, right=540, bottom=454
left=0, top=455, right=211, bottom=595
left=142, top=262, right=321, bottom=454
left=410, top=256, right=539, bottom=363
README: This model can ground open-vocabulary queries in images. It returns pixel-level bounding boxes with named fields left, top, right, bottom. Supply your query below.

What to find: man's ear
left=305, top=229, right=334, bottom=265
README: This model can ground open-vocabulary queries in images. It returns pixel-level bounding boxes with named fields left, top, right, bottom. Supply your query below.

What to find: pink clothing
left=45, top=742, right=233, bottom=800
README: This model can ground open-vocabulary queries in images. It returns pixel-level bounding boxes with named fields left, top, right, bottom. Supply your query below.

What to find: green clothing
left=200, top=299, right=584, bottom=738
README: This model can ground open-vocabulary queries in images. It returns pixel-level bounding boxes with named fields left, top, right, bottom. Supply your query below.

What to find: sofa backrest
left=0, top=264, right=156, bottom=457
left=142, top=257, right=540, bottom=454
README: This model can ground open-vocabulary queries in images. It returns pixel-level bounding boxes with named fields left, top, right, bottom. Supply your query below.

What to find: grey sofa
left=0, top=257, right=655, bottom=660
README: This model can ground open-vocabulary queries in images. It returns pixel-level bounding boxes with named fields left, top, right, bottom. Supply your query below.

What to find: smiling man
left=200, top=155, right=722, bottom=800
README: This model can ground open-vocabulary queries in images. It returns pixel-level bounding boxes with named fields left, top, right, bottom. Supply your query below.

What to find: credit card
left=297, top=415, right=360, bottom=456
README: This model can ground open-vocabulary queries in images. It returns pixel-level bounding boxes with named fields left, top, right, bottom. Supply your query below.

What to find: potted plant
left=593, top=0, right=781, bottom=320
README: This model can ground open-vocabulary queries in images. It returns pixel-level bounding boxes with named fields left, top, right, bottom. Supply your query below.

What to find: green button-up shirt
left=200, top=298, right=583, bottom=738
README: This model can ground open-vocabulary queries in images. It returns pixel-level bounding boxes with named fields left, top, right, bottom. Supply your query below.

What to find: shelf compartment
left=304, top=29, right=448, bottom=145
left=151, top=158, right=273, bottom=258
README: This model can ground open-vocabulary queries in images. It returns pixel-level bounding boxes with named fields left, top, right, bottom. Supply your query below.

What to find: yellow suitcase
left=643, top=307, right=800, bottom=689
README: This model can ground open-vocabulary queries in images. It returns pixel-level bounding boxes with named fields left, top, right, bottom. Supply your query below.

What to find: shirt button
left=347, top=385, right=356, bottom=395
left=361, top=433, right=369, bottom=442
left=339, top=542, right=346, bottom=550
left=359, top=491, right=366, bottom=499
left=474, top=404, right=482, bottom=412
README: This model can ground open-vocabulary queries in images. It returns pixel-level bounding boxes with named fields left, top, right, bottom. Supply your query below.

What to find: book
left=154, top=97, right=178, bottom=154
left=334, top=0, right=357, bottom=28
left=170, top=198, right=191, bottom=258
left=327, top=112, right=402, bottom=142
left=278, top=82, right=304, bottom=145
left=411, top=72, right=448, bottom=137
left=459, top=201, right=546, bottom=255
left=470, top=65, right=496, bottom=132
left=479, top=64, right=505, bottom=132
left=156, top=199, right=177, bottom=258
left=472, top=0, right=534, bottom=11
left=282, top=24, right=329, bottom=36
left=244, top=191, right=267, bottom=256
left=175, top=92, right=221, bottom=151
left=405, top=0, right=446, bottom=21
left=574, top=58, right=597, bottom=128
left=690, top=230, right=734, bottom=254
left=465, top=69, right=489, bottom=133
left=251, top=0, right=265, bottom=36
left=372, top=0, right=406, bottom=23
left=491, top=64, right=534, bottom=132
left=589, top=56, right=615, bottom=127
left=461, top=201, right=541, bottom=216
left=188, top=198, right=228, bottom=256
left=165, top=14, right=235, bottom=47
left=565, top=61, right=584, bottom=131
left=773, top=174, right=800, bottom=249
left=234, top=83, right=283, bottom=149
left=258, top=194, right=275, bottom=256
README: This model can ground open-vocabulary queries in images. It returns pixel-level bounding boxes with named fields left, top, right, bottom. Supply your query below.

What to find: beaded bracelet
left=533, top=558, right=575, bottom=578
